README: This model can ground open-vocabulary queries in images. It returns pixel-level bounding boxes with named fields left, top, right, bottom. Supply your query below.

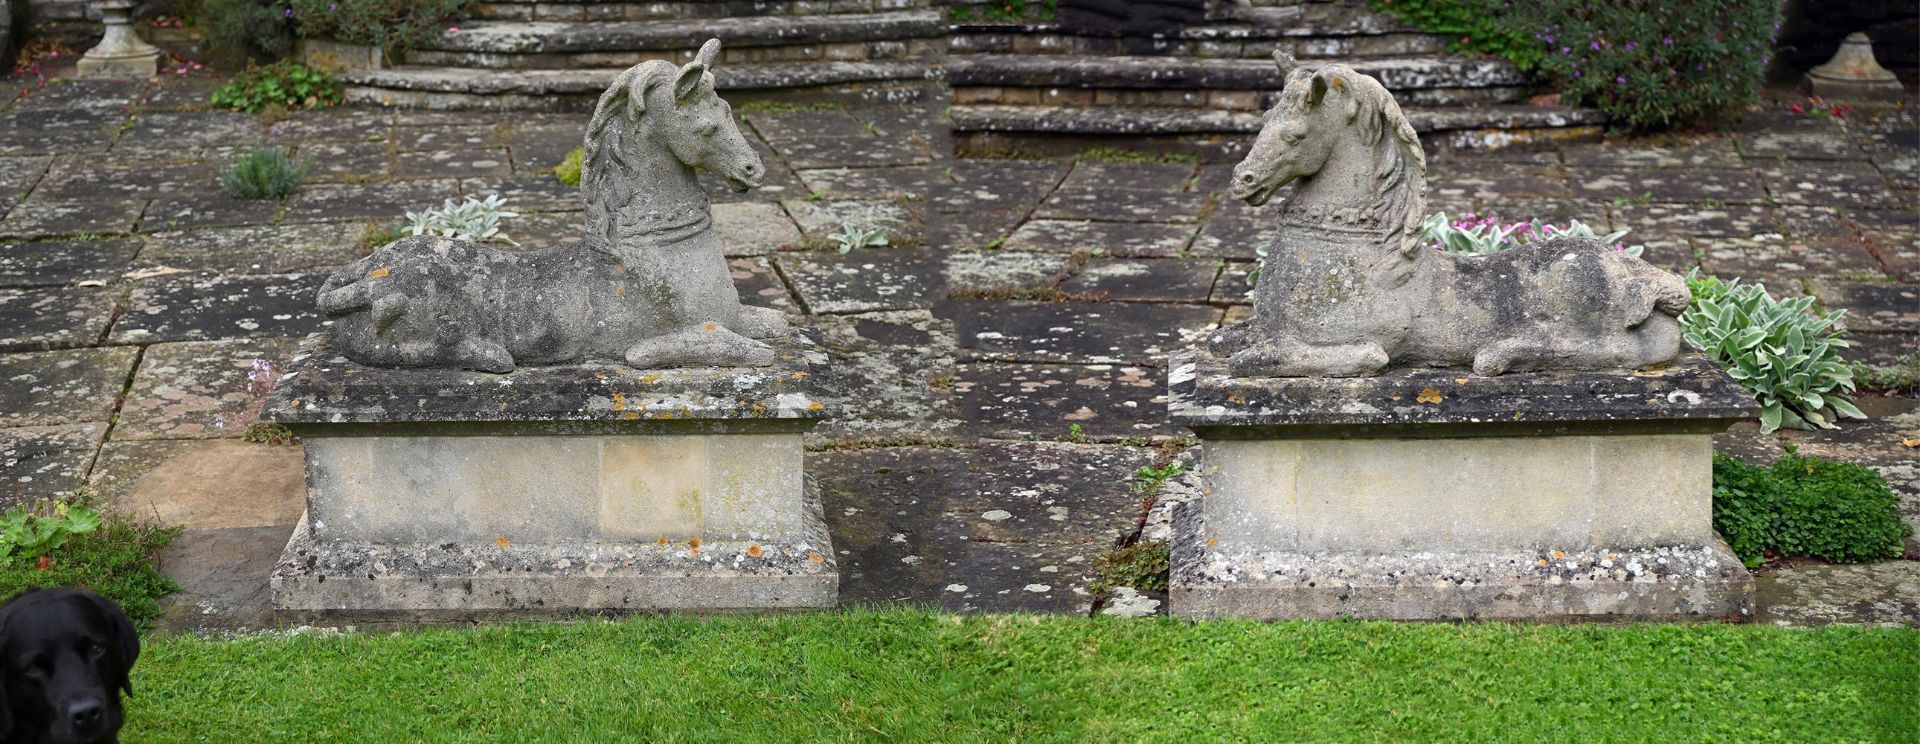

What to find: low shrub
left=553, top=146, right=583, bottom=187
left=0, top=500, right=179, bottom=631
left=1683, top=271, right=1863, bottom=432
left=1713, top=452, right=1909, bottom=567
left=1374, top=0, right=1782, bottom=131
left=182, top=0, right=291, bottom=64
left=285, top=0, right=474, bottom=56
left=210, top=61, right=343, bottom=113
left=220, top=147, right=310, bottom=199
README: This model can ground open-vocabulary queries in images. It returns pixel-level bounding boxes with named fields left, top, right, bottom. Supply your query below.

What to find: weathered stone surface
left=90, top=439, right=305, bottom=529
left=778, top=135, right=933, bottom=170
left=114, top=111, right=258, bottom=158
left=930, top=160, right=1068, bottom=214
left=290, top=141, right=392, bottom=185
left=265, top=332, right=831, bottom=426
left=1754, top=560, right=1920, bottom=627
left=782, top=198, right=923, bottom=246
left=115, top=338, right=302, bottom=441
left=814, top=446, right=968, bottom=606
left=1570, top=167, right=1767, bottom=204
left=1812, top=281, right=1920, bottom=333
left=0, top=287, right=118, bottom=352
left=0, top=347, right=139, bottom=428
left=953, top=362, right=1167, bottom=440
left=152, top=524, right=298, bottom=634
left=782, top=248, right=939, bottom=314
left=1059, top=161, right=1197, bottom=194
left=939, top=300, right=1218, bottom=365
left=796, top=165, right=941, bottom=202
left=808, top=310, right=958, bottom=439
left=136, top=223, right=368, bottom=275
left=942, top=251, right=1072, bottom=295
left=1186, top=215, right=1267, bottom=259
left=1698, top=234, right=1882, bottom=282
left=730, top=256, right=800, bottom=313
left=0, top=110, right=122, bottom=156
left=1562, top=139, right=1742, bottom=169
left=713, top=200, right=802, bottom=256
left=1033, top=187, right=1209, bottom=223
left=280, top=180, right=462, bottom=224
left=110, top=273, right=324, bottom=345
left=1753, top=161, right=1900, bottom=210
left=0, top=238, right=139, bottom=288
left=1168, top=349, right=1757, bottom=432
left=0, top=198, right=147, bottom=238
left=392, top=147, right=514, bottom=179
left=142, top=190, right=287, bottom=233
left=1609, top=203, right=1779, bottom=238
left=0, top=423, right=105, bottom=508
left=1428, top=163, right=1570, bottom=203
left=1001, top=219, right=1198, bottom=257
left=1058, top=258, right=1220, bottom=303
left=0, top=156, right=50, bottom=215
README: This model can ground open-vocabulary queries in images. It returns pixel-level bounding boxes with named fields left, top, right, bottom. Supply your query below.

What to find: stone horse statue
left=1213, top=52, right=1690, bottom=378
left=316, top=39, right=786, bottom=373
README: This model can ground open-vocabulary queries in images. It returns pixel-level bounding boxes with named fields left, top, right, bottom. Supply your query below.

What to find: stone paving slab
left=729, top=256, right=799, bottom=313
left=293, top=141, right=392, bottom=184
left=783, top=198, right=923, bottom=245
left=136, top=223, right=368, bottom=275
left=279, top=179, right=464, bottom=225
left=782, top=248, right=941, bottom=314
left=1812, top=281, right=1920, bottom=334
left=1570, top=166, right=1768, bottom=204
left=109, top=273, right=324, bottom=345
left=1697, top=234, right=1883, bottom=282
left=0, top=286, right=119, bottom=351
left=952, top=362, right=1169, bottom=440
left=1753, top=161, right=1900, bottom=210
left=115, top=111, right=262, bottom=160
left=1058, top=258, right=1220, bottom=303
left=143, top=190, right=285, bottom=233
left=0, top=198, right=147, bottom=238
left=937, top=299, right=1217, bottom=365
left=1753, top=560, right=1920, bottom=627
left=713, top=200, right=802, bottom=255
left=809, top=310, right=960, bottom=439
left=0, top=423, right=105, bottom=508
left=114, top=338, right=302, bottom=441
left=1608, top=203, right=1780, bottom=238
left=930, top=160, right=1066, bottom=213
left=1003, top=219, right=1197, bottom=257
left=943, top=251, right=1073, bottom=294
left=0, top=238, right=139, bottom=287
left=814, top=446, right=970, bottom=607
left=1561, top=139, right=1743, bottom=169
left=796, top=165, right=940, bottom=201
left=0, top=346, right=139, bottom=428
left=90, top=439, right=306, bottom=529
left=0, top=109, right=122, bottom=156
left=1032, top=187, right=1210, bottom=223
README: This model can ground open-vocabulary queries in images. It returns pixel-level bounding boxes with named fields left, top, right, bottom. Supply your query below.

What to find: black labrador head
left=0, top=588, right=139, bottom=744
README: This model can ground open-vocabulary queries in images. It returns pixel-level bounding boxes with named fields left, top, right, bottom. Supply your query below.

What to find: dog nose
left=69, top=699, right=103, bottom=729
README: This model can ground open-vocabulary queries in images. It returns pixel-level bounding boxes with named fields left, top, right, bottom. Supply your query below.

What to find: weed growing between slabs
left=130, top=612, right=1914, bottom=741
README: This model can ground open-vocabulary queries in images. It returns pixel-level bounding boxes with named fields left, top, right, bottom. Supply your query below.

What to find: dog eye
left=24, top=664, right=42, bottom=676
left=91, top=645, right=107, bottom=658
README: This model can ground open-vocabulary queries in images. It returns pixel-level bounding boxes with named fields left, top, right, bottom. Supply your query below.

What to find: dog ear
left=0, top=608, right=14, bottom=737
left=104, top=597, right=139, bottom=698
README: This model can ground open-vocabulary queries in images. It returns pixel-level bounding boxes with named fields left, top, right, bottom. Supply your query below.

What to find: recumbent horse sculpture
left=317, top=39, right=786, bottom=373
left=1212, top=52, right=1690, bottom=378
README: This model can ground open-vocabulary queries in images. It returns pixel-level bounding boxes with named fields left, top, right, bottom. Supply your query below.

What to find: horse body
left=316, top=39, right=784, bottom=373
left=1216, top=55, right=1687, bottom=377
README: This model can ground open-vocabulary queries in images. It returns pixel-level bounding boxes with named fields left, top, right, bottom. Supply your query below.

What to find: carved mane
left=1328, top=66, right=1427, bottom=260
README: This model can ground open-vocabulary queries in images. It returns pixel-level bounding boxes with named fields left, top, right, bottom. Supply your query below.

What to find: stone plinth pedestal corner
left=1165, top=349, right=1758, bottom=621
left=262, top=334, right=840, bottom=620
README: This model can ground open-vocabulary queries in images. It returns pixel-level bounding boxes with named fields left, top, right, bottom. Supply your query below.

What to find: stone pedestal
left=262, top=335, right=838, bottom=619
left=1165, top=350, right=1758, bottom=621
left=76, top=0, right=159, bottom=79
left=1804, top=33, right=1907, bottom=101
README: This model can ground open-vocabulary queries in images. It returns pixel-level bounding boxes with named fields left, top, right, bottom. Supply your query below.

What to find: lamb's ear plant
left=405, top=194, right=521, bottom=246
left=1680, top=270, right=1863, bottom=432
left=828, top=223, right=889, bottom=254
left=1421, top=212, right=1644, bottom=257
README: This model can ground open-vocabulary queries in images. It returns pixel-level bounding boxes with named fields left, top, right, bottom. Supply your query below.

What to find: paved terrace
left=0, top=72, right=1913, bottom=630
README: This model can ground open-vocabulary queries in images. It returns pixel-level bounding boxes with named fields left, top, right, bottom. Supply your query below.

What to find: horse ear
left=1271, top=48, right=1297, bottom=78
left=673, top=61, right=705, bottom=102
left=695, top=38, right=721, bottom=70
left=1307, top=71, right=1330, bottom=106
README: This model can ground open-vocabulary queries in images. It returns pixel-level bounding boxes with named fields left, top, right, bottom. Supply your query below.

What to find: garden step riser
left=419, top=13, right=943, bottom=55
left=406, top=40, right=941, bottom=70
left=947, top=55, right=1525, bottom=92
left=343, top=81, right=929, bottom=111
left=951, top=85, right=1525, bottom=110
left=471, top=0, right=931, bottom=21
left=950, top=31, right=1450, bottom=59
left=948, top=0, right=1403, bottom=35
left=949, top=103, right=1606, bottom=141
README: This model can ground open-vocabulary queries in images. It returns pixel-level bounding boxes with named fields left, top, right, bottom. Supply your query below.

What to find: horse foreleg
left=731, top=305, right=789, bottom=339
left=625, top=323, right=776, bottom=368
left=1229, top=338, right=1389, bottom=377
left=452, top=337, right=517, bottom=374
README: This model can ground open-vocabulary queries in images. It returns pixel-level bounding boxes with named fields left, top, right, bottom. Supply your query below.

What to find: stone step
left=950, top=23, right=1450, bottom=59
left=342, top=61, right=933, bottom=110
left=948, top=103, right=1607, bottom=150
left=411, top=11, right=944, bottom=57
left=949, top=53, right=1522, bottom=90
left=471, top=0, right=932, bottom=22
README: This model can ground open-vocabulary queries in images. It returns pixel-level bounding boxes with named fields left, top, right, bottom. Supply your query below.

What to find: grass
left=0, top=505, right=178, bottom=631
left=129, top=612, right=1916, bottom=742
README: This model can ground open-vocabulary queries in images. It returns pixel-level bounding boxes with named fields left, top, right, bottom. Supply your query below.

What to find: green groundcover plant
left=0, top=500, right=178, bottom=631
left=1374, top=0, right=1781, bottom=130
left=125, top=613, right=1916, bottom=741
left=1713, top=452, right=1909, bottom=567
left=210, top=61, right=343, bottom=113
left=220, top=147, right=310, bottom=200
left=1683, top=271, right=1862, bottom=432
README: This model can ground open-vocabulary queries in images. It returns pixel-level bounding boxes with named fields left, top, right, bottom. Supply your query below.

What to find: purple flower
left=1561, top=46, right=1571, bottom=54
left=1590, top=40, right=1601, bottom=51
left=1624, top=41, right=1636, bottom=52
left=1663, top=37, right=1674, bottom=46
left=1615, top=75, right=1626, bottom=84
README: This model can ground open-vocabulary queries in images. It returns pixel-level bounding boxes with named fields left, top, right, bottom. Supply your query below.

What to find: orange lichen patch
left=688, top=537, right=702, bottom=550
left=595, top=373, right=608, bottom=380
left=1331, top=77, right=1346, bottom=90
left=368, top=267, right=391, bottom=278
left=790, top=371, right=808, bottom=380
left=496, top=536, right=511, bottom=548
left=746, top=544, right=763, bottom=558
left=1415, top=388, right=1443, bottom=404
left=808, top=551, right=825, bottom=564
left=1552, top=549, right=1566, bottom=559
left=611, top=393, right=627, bottom=411
left=1207, top=537, right=1219, bottom=548
left=658, top=536, right=670, bottom=546
left=703, top=322, right=718, bottom=332
left=639, top=374, right=662, bottom=384
left=620, top=411, right=640, bottom=420
left=1454, top=377, right=1469, bottom=385
left=616, top=286, right=626, bottom=294
left=1538, top=558, right=1548, bottom=567
left=1227, top=395, right=1247, bottom=405
left=808, top=402, right=824, bottom=411
left=1903, top=437, right=1920, bottom=448
left=656, top=411, right=674, bottom=419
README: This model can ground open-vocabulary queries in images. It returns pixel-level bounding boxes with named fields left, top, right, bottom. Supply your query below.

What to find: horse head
left=1230, top=53, right=1354, bottom=206
left=587, top=39, right=764, bottom=194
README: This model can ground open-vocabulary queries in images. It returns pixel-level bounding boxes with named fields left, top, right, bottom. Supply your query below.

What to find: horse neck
left=1282, top=132, right=1425, bottom=254
left=582, top=117, right=709, bottom=251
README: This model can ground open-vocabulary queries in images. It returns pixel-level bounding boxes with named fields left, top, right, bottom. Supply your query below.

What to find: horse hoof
left=626, top=325, right=776, bottom=368
left=733, top=305, right=790, bottom=339
left=454, top=338, right=516, bottom=374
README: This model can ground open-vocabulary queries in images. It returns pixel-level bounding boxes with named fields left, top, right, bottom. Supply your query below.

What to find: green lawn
left=131, top=611, right=1917, bottom=743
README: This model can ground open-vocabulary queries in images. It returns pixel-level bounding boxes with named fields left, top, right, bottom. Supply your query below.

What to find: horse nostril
left=1236, top=173, right=1255, bottom=185
left=69, top=699, right=103, bottom=728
